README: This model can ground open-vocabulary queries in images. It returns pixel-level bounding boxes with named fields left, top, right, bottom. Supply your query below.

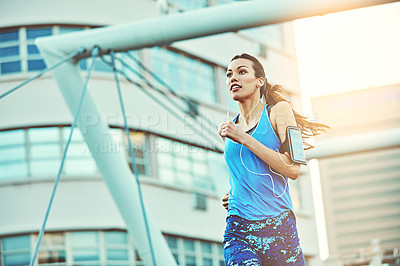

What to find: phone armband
left=279, top=126, right=307, bottom=165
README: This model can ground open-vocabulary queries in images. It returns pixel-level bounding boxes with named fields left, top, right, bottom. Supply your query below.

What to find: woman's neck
left=238, top=97, right=262, bottom=125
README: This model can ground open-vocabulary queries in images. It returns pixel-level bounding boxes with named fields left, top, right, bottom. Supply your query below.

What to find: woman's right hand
left=218, top=122, right=225, bottom=140
left=222, top=192, right=229, bottom=210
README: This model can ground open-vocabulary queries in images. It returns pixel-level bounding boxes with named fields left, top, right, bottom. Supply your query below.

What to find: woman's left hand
left=220, top=121, right=247, bottom=144
left=222, top=192, right=229, bottom=210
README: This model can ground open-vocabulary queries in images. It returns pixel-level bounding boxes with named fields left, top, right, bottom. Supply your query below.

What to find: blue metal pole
left=110, top=51, right=157, bottom=266
left=36, top=47, right=177, bottom=265
left=29, top=47, right=98, bottom=266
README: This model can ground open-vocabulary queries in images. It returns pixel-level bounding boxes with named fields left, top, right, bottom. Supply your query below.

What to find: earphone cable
left=239, top=144, right=288, bottom=198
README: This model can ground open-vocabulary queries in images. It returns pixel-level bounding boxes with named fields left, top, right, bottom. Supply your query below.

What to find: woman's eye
left=239, top=70, right=246, bottom=74
left=226, top=73, right=232, bottom=78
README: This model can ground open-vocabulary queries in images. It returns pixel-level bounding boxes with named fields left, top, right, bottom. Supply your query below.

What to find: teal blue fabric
left=224, top=104, right=293, bottom=220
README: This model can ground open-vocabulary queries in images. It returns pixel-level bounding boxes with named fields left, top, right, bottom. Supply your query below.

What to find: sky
left=293, top=2, right=400, bottom=99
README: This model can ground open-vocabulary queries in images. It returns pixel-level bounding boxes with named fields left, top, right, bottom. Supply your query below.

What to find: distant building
left=310, top=84, right=400, bottom=265
left=0, top=0, right=320, bottom=265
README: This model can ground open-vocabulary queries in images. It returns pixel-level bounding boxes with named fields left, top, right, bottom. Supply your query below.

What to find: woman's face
left=226, top=58, right=259, bottom=102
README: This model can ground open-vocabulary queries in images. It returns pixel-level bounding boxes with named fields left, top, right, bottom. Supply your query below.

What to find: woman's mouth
left=230, top=84, right=241, bottom=91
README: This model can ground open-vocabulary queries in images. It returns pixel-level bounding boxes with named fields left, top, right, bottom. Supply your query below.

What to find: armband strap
left=279, top=136, right=289, bottom=154
left=279, top=126, right=307, bottom=165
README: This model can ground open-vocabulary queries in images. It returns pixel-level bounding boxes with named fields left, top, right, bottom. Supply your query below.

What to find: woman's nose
left=230, top=74, right=238, bottom=82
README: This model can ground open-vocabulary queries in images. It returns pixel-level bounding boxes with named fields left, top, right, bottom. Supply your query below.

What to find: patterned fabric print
left=224, top=211, right=305, bottom=265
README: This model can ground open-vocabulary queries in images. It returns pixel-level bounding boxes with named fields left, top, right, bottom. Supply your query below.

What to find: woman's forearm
left=241, top=134, right=300, bottom=180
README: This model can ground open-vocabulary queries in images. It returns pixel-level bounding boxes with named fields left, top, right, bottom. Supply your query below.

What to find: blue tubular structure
left=0, top=48, right=85, bottom=100
left=29, top=47, right=99, bottom=266
left=110, top=51, right=157, bottom=266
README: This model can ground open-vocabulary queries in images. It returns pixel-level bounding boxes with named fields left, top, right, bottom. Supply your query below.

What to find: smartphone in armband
left=282, top=126, right=307, bottom=165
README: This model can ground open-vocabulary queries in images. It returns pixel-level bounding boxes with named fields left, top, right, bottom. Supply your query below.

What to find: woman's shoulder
left=268, top=101, right=296, bottom=129
left=270, top=101, right=292, bottom=112
left=269, top=101, right=293, bottom=118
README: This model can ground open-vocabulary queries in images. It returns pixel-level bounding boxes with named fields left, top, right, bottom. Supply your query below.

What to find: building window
left=0, top=126, right=150, bottom=180
left=0, top=27, right=219, bottom=106
left=165, top=235, right=224, bottom=266
left=150, top=47, right=217, bottom=104
left=0, top=26, right=142, bottom=76
left=167, top=0, right=208, bottom=11
left=0, top=29, right=21, bottom=74
left=0, top=26, right=88, bottom=75
left=0, top=235, right=31, bottom=266
left=193, top=193, right=208, bottom=211
left=156, top=137, right=225, bottom=191
left=38, top=233, right=66, bottom=264
left=28, top=127, right=61, bottom=177
left=0, top=129, right=28, bottom=180
left=61, top=127, right=98, bottom=176
left=104, top=231, right=130, bottom=262
left=166, top=236, right=180, bottom=264
left=26, top=28, right=52, bottom=72
left=200, top=242, right=214, bottom=266
left=126, top=131, right=150, bottom=176
left=183, top=239, right=196, bottom=266
left=0, top=231, right=223, bottom=265
left=70, top=231, right=100, bottom=263
left=0, top=126, right=225, bottom=192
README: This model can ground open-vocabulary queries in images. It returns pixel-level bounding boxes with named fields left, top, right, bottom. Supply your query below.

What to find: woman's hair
left=231, top=53, right=330, bottom=149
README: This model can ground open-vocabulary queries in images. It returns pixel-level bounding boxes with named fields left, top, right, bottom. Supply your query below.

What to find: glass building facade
left=0, top=27, right=220, bottom=106
left=0, top=232, right=224, bottom=266
left=0, top=126, right=226, bottom=192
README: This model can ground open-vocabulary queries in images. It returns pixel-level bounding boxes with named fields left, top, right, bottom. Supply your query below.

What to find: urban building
left=310, top=84, right=400, bottom=265
left=0, top=0, right=320, bottom=265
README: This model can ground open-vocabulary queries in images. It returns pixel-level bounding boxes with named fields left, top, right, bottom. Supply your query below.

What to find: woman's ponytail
left=262, top=81, right=330, bottom=150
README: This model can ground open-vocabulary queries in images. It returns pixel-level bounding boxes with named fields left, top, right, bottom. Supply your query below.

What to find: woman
left=218, top=53, right=329, bottom=265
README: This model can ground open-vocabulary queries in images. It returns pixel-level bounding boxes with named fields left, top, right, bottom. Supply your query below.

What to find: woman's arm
left=220, top=102, right=300, bottom=180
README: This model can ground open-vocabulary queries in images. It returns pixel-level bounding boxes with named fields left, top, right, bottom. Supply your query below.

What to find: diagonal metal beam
left=36, top=0, right=397, bottom=265
left=37, top=0, right=397, bottom=57
left=306, top=128, right=400, bottom=159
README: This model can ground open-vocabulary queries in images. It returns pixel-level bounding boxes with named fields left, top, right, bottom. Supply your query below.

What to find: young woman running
left=218, top=53, right=329, bottom=265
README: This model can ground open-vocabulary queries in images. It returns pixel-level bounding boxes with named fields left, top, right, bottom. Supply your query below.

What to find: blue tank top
left=224, top=105, right=293, bottom=220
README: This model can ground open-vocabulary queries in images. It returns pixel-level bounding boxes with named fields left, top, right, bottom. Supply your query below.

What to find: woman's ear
left=259, top=77, right=265, bottom=87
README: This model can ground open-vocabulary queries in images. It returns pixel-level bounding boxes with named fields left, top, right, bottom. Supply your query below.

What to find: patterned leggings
left=223, top=211, right=305, bottom=265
